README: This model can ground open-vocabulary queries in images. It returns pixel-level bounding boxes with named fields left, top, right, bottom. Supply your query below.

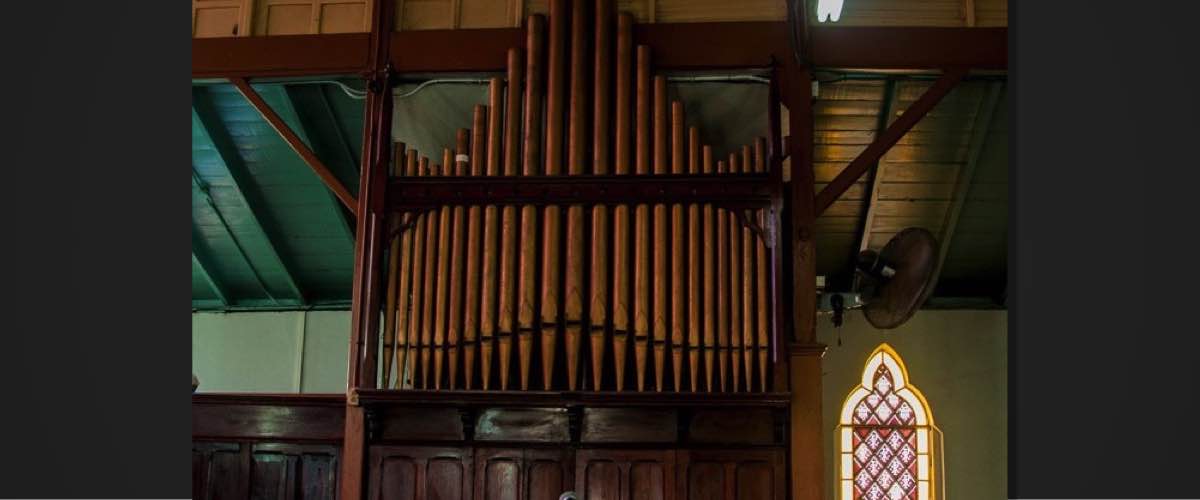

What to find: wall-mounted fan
left=819, top=227, right=940, bottom=330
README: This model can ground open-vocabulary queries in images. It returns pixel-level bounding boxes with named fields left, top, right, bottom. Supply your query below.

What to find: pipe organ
left=379, top=2, right=780, bottom=396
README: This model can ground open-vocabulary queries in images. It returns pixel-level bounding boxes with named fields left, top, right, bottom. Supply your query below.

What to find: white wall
left=191, top=310, right=349, bottom=393
left=818, top=309, right=1007, bottom=500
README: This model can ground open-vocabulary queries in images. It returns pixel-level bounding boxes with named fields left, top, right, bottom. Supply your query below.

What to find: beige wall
left=191, top=310, right=349, bottom=393
left=818, top=309, right=1007, bottom=500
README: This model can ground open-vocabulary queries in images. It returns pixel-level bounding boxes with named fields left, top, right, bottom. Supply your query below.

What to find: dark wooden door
left=675, top=450, right=784, bottom=500
left=371, top=446, right=474, bottom=500
left=475, top=448, right=574, bottom=500
left=574, top=449, right=675, bottom=500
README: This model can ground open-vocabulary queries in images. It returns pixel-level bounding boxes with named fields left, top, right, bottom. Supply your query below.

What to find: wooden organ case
left=359, top=1, right=793, bottom=499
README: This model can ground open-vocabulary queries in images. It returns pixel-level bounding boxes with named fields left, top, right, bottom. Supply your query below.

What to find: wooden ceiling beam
left=931, top=82, right=1003, bottom=289
left=192, top=250, right=230, bottom=307
left=231, top=77, right=359, bottom=214
left=850, top=79, right=898, bottom=288
left=192, top=176, right=281, bottom=306
left=193, top=25, right=1006, bottom=77
left=275, top=85, right=357, bottom=247
left=814, top=67, right=967, bottom=215
left=192, top=97, right=308, bottom=305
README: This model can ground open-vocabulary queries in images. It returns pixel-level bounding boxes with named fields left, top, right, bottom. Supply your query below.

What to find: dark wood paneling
left=676, top=450, right=784, bottom=500
left=687, top=410, right=775, bottom=445
left=575, top=449, right=675, bottom=500
left=251, top=443, right=340, bottom=500
left=471, top=448, right=573, bottom=500
left=581, top=408, right=677, bottom=444
left=476, top=448, right=522, bottom=500
left=370, top=446, right=474, bottom=500
left=194, top=442, right=247, bottom=500
left=428, top=456, right=468, bottom=499
left=734, top=462, right=774, bottom=500
left=682, top=461, right=723, bottom=500
left=193, top=441, right=341, bottom=500
left=193, top=394, right=345, bottom=442
left=525, top=449, right=573, bottom=500
left=475, top=408, right=570, bottom=443
left=378, top=407, right=465, bottom=441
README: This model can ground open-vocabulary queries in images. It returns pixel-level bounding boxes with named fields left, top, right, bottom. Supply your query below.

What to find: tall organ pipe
left=632, top=45, right=651, bottom=392
left=497, top=48, right=523, bottom=391
left=610, top=13, right=634, bottom=392
left=563, top=0, right=588, bottom=392
left=463, top=106, right=488, bottom=389
left=588, top=0, right=614, bottom=392
left=540, top=0, right=567, bottom=391
left=519, top=15, right=545, bottom=390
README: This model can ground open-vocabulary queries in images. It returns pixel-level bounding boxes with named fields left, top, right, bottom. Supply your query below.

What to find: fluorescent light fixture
left=816, top=0, right=844, bottom=22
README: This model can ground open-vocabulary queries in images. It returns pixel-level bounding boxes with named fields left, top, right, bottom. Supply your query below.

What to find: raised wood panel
left=193, top=402, right=345, bottom=442
left=397, top=0, right=455, bottom=30
left=379, top=407, right=465, bottom=441
left=371, top=446, right=474, bottom=500
left=253, top=0, right=371, bottom=35
left=472, top=448, right=572, bottom=500
left=655, top=0, right=784, bottom=22
left=194, top=0, right=244, bottom=38
left=251, top=443, right=340, bottom=500
left=526, top=449, right=573, bottom=500
left=320, top=2, right=368, bottom=32
left=259, top=1, right=315, bottom=35
left=430, top=457, right=469, bottom=499
left=460, top=0, right=520, bottom=28
left=575, top=449, right=674, bottom=500
left=676, top=450, right=783, bottom=500
left=477, top=449, right=522, bottom=500
left=194, top=442, right=246, bottom=500
left=525, top=1, right=647, bottom=23
left=581, top=408, right=677, bottom=443
left=475, top=408, right=570, bottom=442
left=688, top=409, right=775, bottom=445
left=733, top=462, right=774, bottom=500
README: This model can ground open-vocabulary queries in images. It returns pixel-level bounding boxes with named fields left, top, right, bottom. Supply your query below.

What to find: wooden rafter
left=275, top=85, right=357, bottom=247
left=814, top=67, right=967, bottom=215
left=192, top=250, right=230, bottom=307
left=192, top=175, right=280, bottom=305
left=931, top=82, right=1003, bottom=288
left=192, top=98, right=308, bottom=305
left=231, top=77, right=359, bottom=214
left=854, top=79, right=898, bottom=255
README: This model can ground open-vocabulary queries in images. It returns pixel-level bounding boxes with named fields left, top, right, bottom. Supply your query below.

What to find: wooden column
left=783, top=63, right=825, bottom=500
left=341, top=0, right=394, bottom=499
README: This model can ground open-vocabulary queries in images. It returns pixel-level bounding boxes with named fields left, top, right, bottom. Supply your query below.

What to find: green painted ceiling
left=191, top=80, right=365, bottom=310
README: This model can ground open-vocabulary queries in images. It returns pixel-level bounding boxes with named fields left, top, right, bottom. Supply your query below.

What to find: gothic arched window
left=837, top=344, right=939, bottom=500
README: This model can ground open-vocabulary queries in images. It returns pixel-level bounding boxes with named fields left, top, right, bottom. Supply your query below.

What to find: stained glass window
left=838, top=344, right=937, bottom=500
